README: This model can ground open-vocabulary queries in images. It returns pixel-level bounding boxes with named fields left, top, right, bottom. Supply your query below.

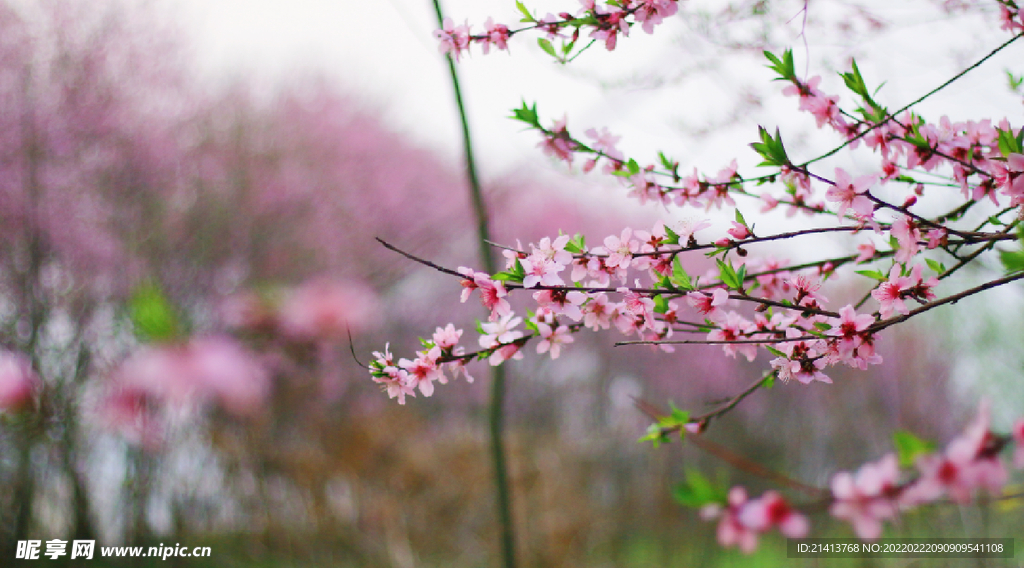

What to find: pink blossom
left=829, top=453, right=900, bottom=540
left=186, top=337, right=270, bottom=416
left=672, top=217, right=712, bottom=243
left=702, top=487, right=806, bottom=554
left=488, top=343, right=524, bottom=366
left=632, top=0, right=679, bottom=34
left=599, top=228, right=637, bottom=270
left=618, top=286, right=656, bottom=331
left=434, top=18, right=471, bottom=62
left=769, top=328, right=831, bottom=385
left=1012, top=419, right=1024, bottom=469
left=739, top=491, right=809, bottom=540
left=996, top=153, right=1024, bottom=203
left=686, top=288, right=729, bottom=317
left=871, top=267, right=913, bottom=318
left=480, top=17, right=510, bottom=54
left=828, top=305, right=875, bottom=357
left=587, top=6, right=629, bottom=50
left=533, top=289, right=588, bottom=322
left=538, top=116, right=576, bottom=164
left=826, top=168, right=875, bottom=219
left=909, top=400, right=1007, bottom=504
left=708, top=311, right=756, bottom=361
left=432, top=323, right=463, bottom=349
left=105, top=336, right=271, bottom=442
left=399, top=349, right=444, bottom=397
left=726, top=221, right=751, bottom=240
left=536, top=322, right=574, bottom=358
left=371, top=344, right=417, bottom=405
left=890, top=216, right=921, bottom=265
left=459, top=268, right=512, bottom=321
left=855, top=242, right=876, bottom=263
left=0, top=351, right=37, bottom=411
left=532, top=235, right=574, bottom=266
left=925, top=228, right=947, bottom=249
left=521, top=254, right=565, bottom=288
left=701, top=487, right=759, bottom=554
left=581, top=292, right=614, bottom=330
left=584, top=126, right=624, bottom=161
left=479, top=313, right=524, bottom=349
left=278, top=279, right=376, bottom=340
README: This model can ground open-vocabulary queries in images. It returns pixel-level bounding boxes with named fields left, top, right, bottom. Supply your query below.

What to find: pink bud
left=0, top=352, right=36, bottom=411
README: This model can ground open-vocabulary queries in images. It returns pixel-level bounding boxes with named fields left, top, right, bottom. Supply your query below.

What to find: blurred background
left=0, top=0, right=1022, bottom=566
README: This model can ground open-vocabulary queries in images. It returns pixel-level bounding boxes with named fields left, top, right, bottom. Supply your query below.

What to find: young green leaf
left=673, top=469, right=728, bottom=509
left=510, top=101, right=540, bottom=127
left=671, top=257, right=693, bottom=290
left=855, top=269, right=886, bottom=281
left=893, top=430, right=937, bottom=468
left=1000, top=249, right=1024, bottom=274
left=716, top=258, right=740, bottom=290
left=763, top=49, right=795, bottom=82
left=653, top=294, right=669, bottom=314
left=129, top=283, right=181, bottom=343
left=537, top=38, right=557, bottom=58
left=515, top=0, right=535, bottom=22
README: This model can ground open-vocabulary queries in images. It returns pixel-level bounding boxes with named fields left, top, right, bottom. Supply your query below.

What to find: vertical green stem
left=429, top=3, right=516, bottom=567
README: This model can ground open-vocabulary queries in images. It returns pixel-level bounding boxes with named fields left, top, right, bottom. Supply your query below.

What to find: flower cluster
left=373, top=211, right=920, bottom=401
left=103, top=336, right=270, bottom=446
left=368, top=324, right=475, bottom=405
left=222, top=279, right=376, bottom=341
left=700, top=488, right=808, bottom=554
left=433, top=0, right=681, bottom=62
left=703, top=402, right=1023, bottom=551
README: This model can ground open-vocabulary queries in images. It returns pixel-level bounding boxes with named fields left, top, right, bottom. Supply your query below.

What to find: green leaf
left=893, top=430, right=937, bottom=468
left=515, top=0, right=535, bottom=22
left=764, top=345, right=786, bottom=358
left=1000, top=249, right=1024, bottom=273
left=537, top=38, right=557, bottom=58
left=658, top=151, right=677, bottom=172
left=1008, top=69, right=1024, bottom=92
left=128, top=283, right=181, bottom=343
left=668, top=402, right=689, bottom=425
left=673, top=469, right=727, bottom=509
left=855, top=269, right=886, bottom=281
left=925, top=258, right=945, bottom=275
left=813, top=322, right=832, bottom=331
left=716, top=259, right=740, bottom=290
left=626, top=158, right=641, bottom=175
left=734, top=209, right=747, bottom=226
left=750, top=126, right=790, bottom=168
left=510, top=101, right=540, bottom=127
left=763, top=49, right=795, bottom=81
left=638, top=423, right=669, bottom=448
left=663, top=225, right=680, bottom=245
left=671, top=257, right=693, bottom=290
left=653, top=294, right=669, bottom=314
left=996, top=127, right=1024, bottom=157
left=564, top=233, right=586, bottom=254
left=524, top=310, right=539, bottom=332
